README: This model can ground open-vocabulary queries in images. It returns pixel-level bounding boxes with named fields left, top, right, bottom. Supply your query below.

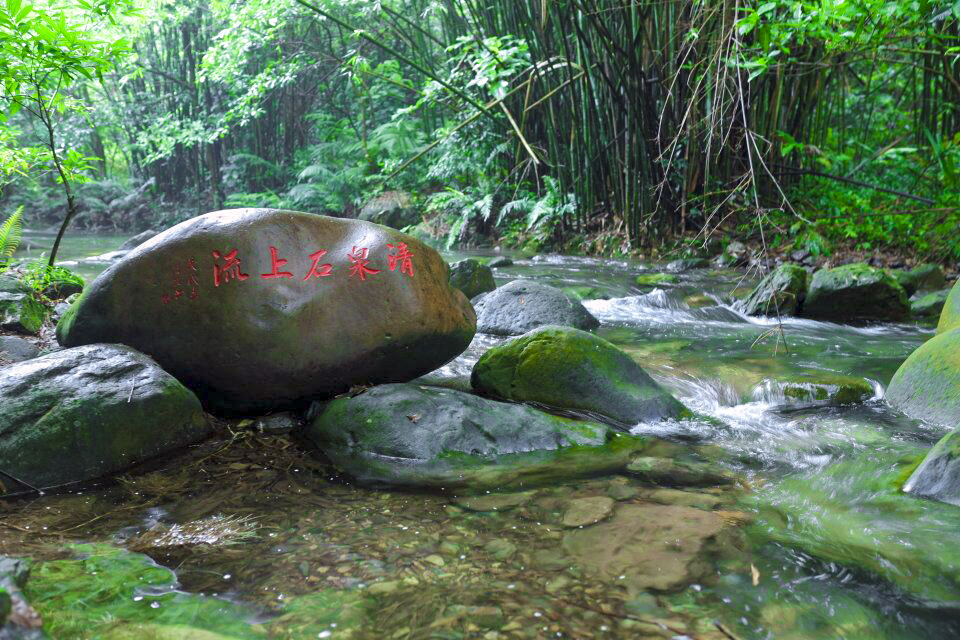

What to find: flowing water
left=5, top=235, right=959, bottom=639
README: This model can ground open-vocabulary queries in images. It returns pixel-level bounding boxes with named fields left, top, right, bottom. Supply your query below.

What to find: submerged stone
left=903, top=427, right=960, bottom=506
left=23, top=544, right=265, bottom=639
left=937, top=279, right=960, bottom=334
left=0, top=275, right=47, bottom=335
left=801, top=263, right=909, bottom=323
left=561, top=496, right=615, bottom=527
left=887, top=329, right=960, bottom=427
left=302, top=383, right=652, bottom=490
left=471, top=326, right=687, bottom=426
left=634, top=273, right=678, bottom=289
left=625, top=456, right=737, bottom=487
left=57, top=209, right=476, bottom=412
left=448, top=258, right=496, bottom=299
left=735, top=264, right=808, bottom=317
left=562, top=503, right=735, bottom=592
left=472, top=279, right=599, bottom=336
left=752, top=373, right=874, bottom=405
left=0, top=344, right=210, bottom=490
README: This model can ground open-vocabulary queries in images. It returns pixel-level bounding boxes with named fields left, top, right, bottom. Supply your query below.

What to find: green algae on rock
left=937, top=279, right=960, bottom=334
left=801, top=263, right=909, bottom=323
left=735, top=264, right=808, bottom=317
left=753, top=373, right=875, bottom=405
left=634, top=273, right=679, bottom=289
left=887, top=328, right=960, bottom=427
left=471, top=326, right=687, bottom=426
left=0, top=274, right=47, bottom=334
left=902, top=427, right=960, bottom=506
left=0, top=344, right=210, bottom=491
left=911, top=289, right=950, bottom=319
left=23, top=544, right=264, bottom=639
left=893, top=263, right=946, bottom=296
left=448, top=258, right=496, bottom=299
left=302, top=383, right=653, bottom=490
left=56, top=209, right=476, bottom=413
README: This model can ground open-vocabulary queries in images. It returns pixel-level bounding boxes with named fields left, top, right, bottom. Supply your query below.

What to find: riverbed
left=4, top=231, right=955, bottom=639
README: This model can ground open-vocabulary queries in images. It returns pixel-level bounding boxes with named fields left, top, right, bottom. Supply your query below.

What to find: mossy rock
left=736, top=264, right=808, bottom=317
left=801, top=263, right=909, bottom=323
left=302, top=383, right=654, bottom=491
left=0, top=344, right=210, bottom=490
left=887, top=328, right=960, bottom=427
left=448, top=258, right=496, bottom=299
left=911, top=289, right=950, bottom=319
left=937, top=279, right=960, bottom=334
left=754, top=373, right=874, bottom=405
left=893, top=263, right=946, bottom=296
left=665, top=258, right=708, bottom=273
left=0, top=273, right=48, bottom=334
left=634, top=273, right=679, bottom=289
left=471, top=326, right=688, bottom=426
left=902, top=427, right=960, bottom=506
left=472, top=279, right=599, bottom=336
left=561, top=285, right=609, bottom=301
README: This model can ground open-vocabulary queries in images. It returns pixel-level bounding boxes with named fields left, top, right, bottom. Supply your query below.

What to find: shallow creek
left=4, top=234, right=958, bottom=639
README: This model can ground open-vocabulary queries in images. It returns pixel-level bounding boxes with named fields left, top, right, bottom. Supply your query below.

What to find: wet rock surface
left=0, top=336, right=38, bottom=364
left=302, top=383, right=651, bottom=489
left=562, top=503, right=734, bottom=592
left=911, top=288, right=950, bottom=318
left=801, top=263, right=909, bottom=323
left=937, top=279, right=960, bottom=334
left=903, top=427, right=960, bottom=506
left=57, top=209, right=476, bottom=412
left=471, top=326, right=687, bottom=425
left=0, top=344, right=209, bottom=490
left=448, top=258, right=496, bottom=299
left=472, top=279, right=599, bottom=336
left=887, top=328, right=960, bottom=427
left=735, top=263, right=808, bottom=317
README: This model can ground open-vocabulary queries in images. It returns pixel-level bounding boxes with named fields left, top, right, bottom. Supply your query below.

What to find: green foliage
left=19, top=261, right=84, bottom=296
left=0, top=205, right=22, bottom=267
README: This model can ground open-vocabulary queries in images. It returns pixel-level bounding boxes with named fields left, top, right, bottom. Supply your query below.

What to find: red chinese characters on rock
left=347, top=246, right=380, bottom=281
left=161, top=258, right=200, bottom=305
left=386, top=242, right=414, bottom=277
left=212, top=249, right=250, bottom=287
left=261, top=246, right=294, bottom=279
left=200, top=243, right=414, bottom=294
left=303, top=249, right=333, bottom=280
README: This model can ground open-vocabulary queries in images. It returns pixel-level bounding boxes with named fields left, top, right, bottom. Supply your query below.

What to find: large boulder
left=471, top=326, right=686, bottom=426
left=448, top=259, right=495, bottom=299
left=57, top=209, right=476, bottom=412
left=735, top=264, right=808, bottom=317
left=937, top=280, right=960, bottom=334
left=0, top=275, right=47, bottom=334
left=358, top=191, right=419, bottom=229
left=801, top=263, right=909, bottom=323
left=473, top=279, right=599, bottom=336
left=0, top=344, right=210, bottom=490
left=302, top=383, right=652, bottom=490
left=902, top=427, right=960, bottom=506
left=887, top=328, right=960, bottom=427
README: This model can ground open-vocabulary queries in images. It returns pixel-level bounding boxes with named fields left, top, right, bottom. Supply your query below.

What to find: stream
left=7, top=230, right=959, bottom=639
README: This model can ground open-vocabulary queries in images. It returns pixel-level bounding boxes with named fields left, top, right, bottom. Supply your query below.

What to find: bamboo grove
left=2, top=0, right=959, bottom=255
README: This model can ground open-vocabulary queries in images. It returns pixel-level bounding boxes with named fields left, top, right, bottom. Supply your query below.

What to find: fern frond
left=0, top=206, right=24, bottom=264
